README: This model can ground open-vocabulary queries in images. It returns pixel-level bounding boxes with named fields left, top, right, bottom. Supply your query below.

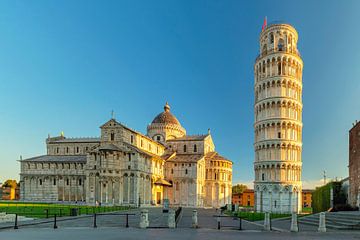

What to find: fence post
left=93, top=213, right=97, bottom=228
left=217, top=216, right=221, bottom=230
left=290, top=212, right=298, bottom=232
left=14, top=214, right=18, bottom=229
left=239, top=217, right=242, bottom=230
left=126, top=214, right=129, bottom=228
left=54, top=214, right=58, bottom=229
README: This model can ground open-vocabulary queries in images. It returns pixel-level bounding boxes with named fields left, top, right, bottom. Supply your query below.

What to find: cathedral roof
left=19, top=155, right=87, bottom=163
left=48, top=137, right=100, bottom=143
left=166, top=134, right=209, bottom=141
left=164, top=153, right=204, bottom=163
left=151, top=102, right=182, bottom=126
left=205, top=152, right=232, bottom=163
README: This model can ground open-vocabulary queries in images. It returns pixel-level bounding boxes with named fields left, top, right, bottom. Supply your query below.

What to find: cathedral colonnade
left=86, top=172, right=154, bottom=206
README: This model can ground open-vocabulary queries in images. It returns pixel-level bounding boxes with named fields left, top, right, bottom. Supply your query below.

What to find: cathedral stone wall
left=19, top=104, right=232, bottom=208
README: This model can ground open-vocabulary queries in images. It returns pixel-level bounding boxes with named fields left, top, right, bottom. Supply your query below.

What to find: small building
left=232, top=189, right=254, bottom=207
left=349, top=121, right=360, bottom=208
left=1, top=187, right=16, bottom=200
left=302, top=189, right=313, bottom=208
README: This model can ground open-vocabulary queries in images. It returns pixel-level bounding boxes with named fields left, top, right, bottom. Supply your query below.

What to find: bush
left=312, top=181, right=347, bottom=213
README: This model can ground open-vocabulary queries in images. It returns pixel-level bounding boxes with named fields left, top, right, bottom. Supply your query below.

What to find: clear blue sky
left=0, top=0, right=359, bottom=188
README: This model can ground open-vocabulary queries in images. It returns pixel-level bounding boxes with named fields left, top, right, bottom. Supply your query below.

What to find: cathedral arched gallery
left=19, top=103, right=233, bottom=208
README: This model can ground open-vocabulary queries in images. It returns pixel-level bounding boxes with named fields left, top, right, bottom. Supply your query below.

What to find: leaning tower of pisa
left=254, top=23, right=303, bottom=213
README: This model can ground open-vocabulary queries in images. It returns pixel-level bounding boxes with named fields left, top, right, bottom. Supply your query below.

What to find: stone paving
left=1, top=227, right=360, bottom=240
left=0, top=207, right=360, bottom=240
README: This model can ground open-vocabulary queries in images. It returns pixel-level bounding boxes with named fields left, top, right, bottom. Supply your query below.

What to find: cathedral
left=19, top=103, right=233, bottom=208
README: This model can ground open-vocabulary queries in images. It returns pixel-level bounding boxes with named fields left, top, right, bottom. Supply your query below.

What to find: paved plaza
left=0, top=208, right=359, bottom=239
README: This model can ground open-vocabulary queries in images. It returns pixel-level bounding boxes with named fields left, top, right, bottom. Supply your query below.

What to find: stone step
left=299, top=220, right=354, bottom=230
left=299, top=213, right=360, bottom=230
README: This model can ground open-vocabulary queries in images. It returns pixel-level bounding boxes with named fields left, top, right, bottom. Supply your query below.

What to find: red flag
left=262, top=16, right=267, bottom=31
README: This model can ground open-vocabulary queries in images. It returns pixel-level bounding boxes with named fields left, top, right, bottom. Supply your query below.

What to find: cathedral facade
left=19, top=103, right=232, bottom=208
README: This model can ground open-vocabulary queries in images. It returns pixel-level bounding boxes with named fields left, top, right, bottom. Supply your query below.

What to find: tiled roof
left=167, top=134, right=209, bottom=141
left=98, top=144, right=128, bottom=152
left=165, top=153, right=204, bottom=163
left=49, top=137, right=100, bottom=143
left=151, top=103, right=182, bottom=126
left=20, top=155, right=87, bottom=163
left=205, top=152, right=232, bottom=162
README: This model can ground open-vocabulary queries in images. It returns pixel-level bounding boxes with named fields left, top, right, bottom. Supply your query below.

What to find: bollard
left=168, top=209, right=176, bottom=228
left=318, top=212, right=326, bottom=232
left=93, top=213, right=97, bottom=228
left=234, top=204, right=239, bottom=212
left=263, top=212, right=271, bottom=231
left=54, top=214, right=58, bottom=229
left=290, top=212, right=298, bottom=232
left=227, top=204, right=232, bottom=211
left=217, top=216, right=221, bottom=230
left=126, top=214, right=129, bottom=228
left=14, top=214, right=18, bottom=229
left=192, top=210, right=198, bottom=228
left=139, top=209, right=149, bottom=229
left=239, top=217, right=242, bottom=230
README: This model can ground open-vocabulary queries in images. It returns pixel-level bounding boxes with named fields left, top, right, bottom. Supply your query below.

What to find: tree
left=2, top=180, right=17, bottom=189
left=232, top=184, right=248, bottom=194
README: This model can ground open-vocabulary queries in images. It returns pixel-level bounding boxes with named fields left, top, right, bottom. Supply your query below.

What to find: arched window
left=66, top=147, right=69, bottom=153
left=262, top=173, right=265, bottom=181
left=193, top=145, right=197, bottom=152
left=278, top=38, right=284, bottom=51
left=185, top=169, right=188, bottom=175
left=270, top=33, right=274, bottom=44
left=39, top=179, right=42, bottom=185
left=183, top=145, right=187, bottom=152
left=130, top=135, right=134, bottom=144
left=171, top=169, right=174, bottom=174
left=278, top=62, right=281, bottom=75
left=66, top=179, right=69, bottom=186
left=76, top=147, right=79, bottom=153
left=110, top=133, right=115, bottom=141
left=156, top=136, right=161, bottom=141
left=53, top=179, right=56, bottom=186
left=78, top=179, right=82, bottom=186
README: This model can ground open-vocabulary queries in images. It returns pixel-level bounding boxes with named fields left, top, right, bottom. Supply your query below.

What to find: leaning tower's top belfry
left=253, top=22, right=303, bottom=214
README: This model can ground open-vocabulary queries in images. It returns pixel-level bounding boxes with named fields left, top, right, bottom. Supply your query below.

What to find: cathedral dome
left=147, top=102, right=186, bottom=141
left=151, top=102, right=181, bottom=126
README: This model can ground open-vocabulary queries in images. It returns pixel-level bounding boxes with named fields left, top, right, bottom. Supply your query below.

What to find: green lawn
left=0, top=202, right=132, bottom=218
left=232, top=211, right=291, bottom=221
left=301, top=207, right=313, bottom=213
